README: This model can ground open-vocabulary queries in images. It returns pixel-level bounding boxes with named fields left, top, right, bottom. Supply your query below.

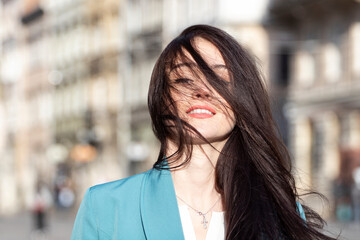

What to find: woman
left=71, top=25, right=335, bottom=240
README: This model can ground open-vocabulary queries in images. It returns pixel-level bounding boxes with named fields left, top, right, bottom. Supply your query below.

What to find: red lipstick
left=186, top=105, right=216, bottom=119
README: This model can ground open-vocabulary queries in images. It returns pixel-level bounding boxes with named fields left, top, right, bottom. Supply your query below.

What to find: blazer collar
left=140, top=168, right=185, bottom=240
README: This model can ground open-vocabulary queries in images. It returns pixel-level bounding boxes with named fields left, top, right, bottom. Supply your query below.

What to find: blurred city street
left=0, top=209, right=76, bottom=240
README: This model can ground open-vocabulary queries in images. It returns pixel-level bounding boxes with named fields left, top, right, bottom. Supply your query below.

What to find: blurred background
left=0, top=0, right=360, bottom=239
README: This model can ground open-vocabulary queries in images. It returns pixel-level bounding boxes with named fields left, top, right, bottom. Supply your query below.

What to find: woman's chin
left=189, top=134, right=231, bottom=146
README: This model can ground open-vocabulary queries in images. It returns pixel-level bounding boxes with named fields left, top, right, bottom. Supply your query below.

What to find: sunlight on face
left=168, top=37, right=236, bottom=144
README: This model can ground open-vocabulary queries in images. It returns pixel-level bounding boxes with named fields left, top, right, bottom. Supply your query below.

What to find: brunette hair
left=148, top=25, right=335, bottom=240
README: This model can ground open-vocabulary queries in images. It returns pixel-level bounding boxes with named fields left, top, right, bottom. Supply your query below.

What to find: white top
left=178, top=205, right=225, bottom=240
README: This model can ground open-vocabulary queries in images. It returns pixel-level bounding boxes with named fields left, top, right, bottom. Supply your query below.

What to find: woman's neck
left=167, top=141, right=225, bottom=211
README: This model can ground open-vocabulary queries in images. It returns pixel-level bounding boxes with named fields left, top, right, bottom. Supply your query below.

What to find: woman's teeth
left=188, top=109, right=214, bottom=115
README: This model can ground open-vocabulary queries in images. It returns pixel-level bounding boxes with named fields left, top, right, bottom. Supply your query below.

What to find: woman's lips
left=186, top=105, right=216, bottom=119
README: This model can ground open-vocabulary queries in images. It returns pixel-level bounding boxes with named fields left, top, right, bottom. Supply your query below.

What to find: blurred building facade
left=268, top=0, right=360, bottom=220
left=1, top=0, right=360, bottom=221
left=0, top=0, right=124, bottom=214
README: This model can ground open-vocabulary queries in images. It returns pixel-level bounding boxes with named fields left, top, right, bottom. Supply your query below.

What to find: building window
left=296, top=50, right=315, bottom=87
left=351, top=22, right=360, bottom=78
left=323, top=42, right=341, bottom=83
left=277, top=47, right=291, bottom=87
left=325, top=18, right=346, bottom=83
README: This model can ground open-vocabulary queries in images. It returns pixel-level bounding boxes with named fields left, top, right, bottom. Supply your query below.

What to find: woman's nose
left=192, top=86, right=211, bottom=99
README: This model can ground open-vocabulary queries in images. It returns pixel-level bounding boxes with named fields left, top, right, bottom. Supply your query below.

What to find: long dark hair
left=148, top=25, right=336, bottom=240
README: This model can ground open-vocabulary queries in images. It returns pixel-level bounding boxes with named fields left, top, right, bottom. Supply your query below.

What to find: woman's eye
left=174, top=78, right=193, bottom=84
left=221, top=79, right=230, bottom=86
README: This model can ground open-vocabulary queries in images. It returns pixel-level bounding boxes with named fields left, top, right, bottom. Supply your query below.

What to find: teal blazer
left=71, top=168, right=306, bottom=239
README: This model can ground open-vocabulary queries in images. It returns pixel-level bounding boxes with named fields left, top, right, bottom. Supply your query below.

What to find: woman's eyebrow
left=212, top=64, right=228, bottom=70
left=170, top=63, right=227, bottom=73
left=170, top=62, right=197, bottom=73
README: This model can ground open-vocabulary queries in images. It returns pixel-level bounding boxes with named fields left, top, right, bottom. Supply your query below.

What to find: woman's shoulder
left=72, top=170, right=156, bottom=239
left=86, top=169, right=153, bottom=201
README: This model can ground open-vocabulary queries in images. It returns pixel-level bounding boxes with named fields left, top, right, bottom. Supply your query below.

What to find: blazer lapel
left=140, top=168, right=184, bottom=240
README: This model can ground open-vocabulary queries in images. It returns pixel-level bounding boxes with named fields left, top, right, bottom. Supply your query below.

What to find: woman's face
left=168, top=37, right=236, bottom=144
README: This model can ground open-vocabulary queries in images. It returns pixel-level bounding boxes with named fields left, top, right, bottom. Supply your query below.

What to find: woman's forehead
left=168, top=38, right=228, bottom=76
left=192, top=37, right=226, bottom=66
left=173, top=38, right=225, bottom=66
